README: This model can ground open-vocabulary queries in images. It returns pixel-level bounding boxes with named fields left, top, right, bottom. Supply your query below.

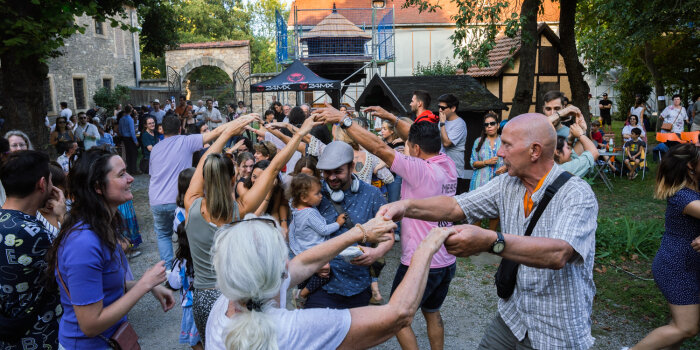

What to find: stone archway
left=165, top=40, right=251, bottom=86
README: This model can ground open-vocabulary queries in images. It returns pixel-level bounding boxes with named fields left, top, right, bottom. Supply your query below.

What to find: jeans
left=151, top=203, right=177, bottom=269
left=385, top=174, right=402, bottom=234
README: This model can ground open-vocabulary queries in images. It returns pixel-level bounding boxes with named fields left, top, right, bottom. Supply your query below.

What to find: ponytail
left=224, top=301, right=278, bottom=350
left=203, top=154, right=234, bottom=222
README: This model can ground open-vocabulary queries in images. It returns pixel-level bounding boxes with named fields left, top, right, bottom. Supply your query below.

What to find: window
left=95, top=20, right=104, bottom=35
left=44, top=78, right=54, bottom=112
left=103, top=78, right=112, bottom=90
left=73, top=78, right=86, bottom=109
left=538, top=46, right=559, bottom=75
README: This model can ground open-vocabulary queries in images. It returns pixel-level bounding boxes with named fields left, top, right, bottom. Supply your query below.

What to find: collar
left=528, top=164, right=562, bottom=204
left=415, top=110, right=438, bottom=123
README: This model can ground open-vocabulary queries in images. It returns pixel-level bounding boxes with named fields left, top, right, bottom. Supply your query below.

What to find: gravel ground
left=126, top=174, right=648, bottom=349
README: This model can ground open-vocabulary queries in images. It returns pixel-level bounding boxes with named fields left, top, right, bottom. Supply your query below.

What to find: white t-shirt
left=661, top=106, right=688, bottom=134
left=60, top=108, right=72, bottom=118
left=206, top=279, right=351, bottom=350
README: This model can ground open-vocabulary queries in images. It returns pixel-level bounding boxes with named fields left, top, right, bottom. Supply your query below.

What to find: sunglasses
left=484, top=121, right=498, bottom=127
left=229, top=217, right=277, bottom=227
left=438, top=105, right=449, bottom=110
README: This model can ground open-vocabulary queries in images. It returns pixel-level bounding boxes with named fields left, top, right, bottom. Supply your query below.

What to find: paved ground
left=126, top=174, right=647, bottom=349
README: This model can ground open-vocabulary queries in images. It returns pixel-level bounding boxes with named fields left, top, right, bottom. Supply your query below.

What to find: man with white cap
left=305, top=141, right=394, bottom=309
left=150, top=99, right=165, bottom=124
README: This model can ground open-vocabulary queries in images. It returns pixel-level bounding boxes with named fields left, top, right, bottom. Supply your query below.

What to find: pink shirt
left=391, top=151, right=457, bottom=268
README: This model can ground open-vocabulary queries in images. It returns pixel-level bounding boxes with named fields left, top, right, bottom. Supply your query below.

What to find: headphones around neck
left=325, top=174, right=360, bottom=203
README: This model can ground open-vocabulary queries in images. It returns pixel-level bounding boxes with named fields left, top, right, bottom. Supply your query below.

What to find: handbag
left=56, top=260, right=141, bottom=350
left=329, top=200, right=386, bottom=277
left=494, top=171, right=572, bottom=299
left=661, top=109, right=682, bottom=132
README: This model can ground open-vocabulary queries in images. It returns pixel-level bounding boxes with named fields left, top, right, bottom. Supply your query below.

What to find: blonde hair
left=4, top=130, right=34, bottom=150
left=203, top=154, right=235, bottom=222
left=335, top=127, right=359, bottom=150
left=212, top=214, right=286, bottom=350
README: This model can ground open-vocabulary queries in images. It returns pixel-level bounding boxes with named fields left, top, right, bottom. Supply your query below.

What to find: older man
left=379, top=114, right=598, bottom=349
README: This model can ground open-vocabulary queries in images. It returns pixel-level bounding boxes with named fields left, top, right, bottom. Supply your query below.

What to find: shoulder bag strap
left=523, top=171, right=573, bottom=237
left=330, top=200, right=355, bottom=229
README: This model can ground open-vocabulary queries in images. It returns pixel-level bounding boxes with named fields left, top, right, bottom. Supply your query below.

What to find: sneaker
left=126, top=250, right=142, bottom=259
left=394, top=233, right=401, bottom=242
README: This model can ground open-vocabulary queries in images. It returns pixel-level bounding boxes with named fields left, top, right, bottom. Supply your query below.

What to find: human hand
left=495, top=165, right=507, bottom=175
left=484, top=156, right=499, bottom=165
left=316, top=263, right=331, bottom=278
left=351, top=246, right=381, bottom=266
left=363, top=106, right=392, bottom=120
left=359, top=216, right=396, bottom=243
left=267, top=122, right=289, bottom=131
left=151, top=285, right=176, bottom=312
left=444, top=225, right=494, bottom=257
left=376, top=201, right=408, bottom=222
left=576, top=114, right=587, bottom=131
left=417, top=227, right=455, bottom=255
left=227, top=114, right=257, bottom=136
left=691, top=236, right=700, bottom=252
left=336, top=213, right=348, bottom=226
left=312, top=103, right=345, bottom=125
left=439, top=109, right=447, bottom=123
left=559, top=105, right=582, bottom=120
left=46, top=186, right=66, bottom=221
left=569, top=123, right=584, bottom=138
left=230, top=139, right=245, bottom=152
left=138, top=261, right=167, bottom=290
left=299, top=114, right=322, bottom=135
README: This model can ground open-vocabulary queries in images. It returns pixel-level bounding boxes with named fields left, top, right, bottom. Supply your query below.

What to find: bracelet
left=392, top=116, right=399, bottom=128
left=355, top=224, right=367, bottom=244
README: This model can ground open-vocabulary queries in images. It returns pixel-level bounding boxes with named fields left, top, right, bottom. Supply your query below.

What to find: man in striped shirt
left=379, top=113, right=598, bottom=349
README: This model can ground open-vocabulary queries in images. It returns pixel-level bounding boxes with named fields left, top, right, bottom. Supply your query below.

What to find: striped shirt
left=456, top=164, right=597, bottom=349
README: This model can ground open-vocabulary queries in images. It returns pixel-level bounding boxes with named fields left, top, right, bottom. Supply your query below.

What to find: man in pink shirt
left=315, top=104, right=457, bottom=350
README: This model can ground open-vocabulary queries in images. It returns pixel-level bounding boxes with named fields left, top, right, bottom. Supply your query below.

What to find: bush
left=93, top=85, right=130, bottom=113
left=413, top=60, right=458, bottom=76
left=596, top=216, right=663, bottom=260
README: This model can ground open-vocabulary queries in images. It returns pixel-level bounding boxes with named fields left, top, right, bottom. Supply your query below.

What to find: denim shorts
left=390, top=262, right=456, bottom=312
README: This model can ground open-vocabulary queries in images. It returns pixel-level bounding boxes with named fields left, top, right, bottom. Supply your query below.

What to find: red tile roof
left=289, top=0, right=560, bottom=26
left=466, top=23, right=559, bottom=78
left=175, top=40, right=250, bottom=50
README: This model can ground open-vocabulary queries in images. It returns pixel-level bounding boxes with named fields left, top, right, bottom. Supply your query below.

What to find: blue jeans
left=385, top=174, right=402, bottom=235
left=151, top=203, right=177, bottom=269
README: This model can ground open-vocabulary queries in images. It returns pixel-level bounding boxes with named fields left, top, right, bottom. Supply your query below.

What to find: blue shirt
left=97, top=133, right=115, bottom=147
left=118, top=116, right=137, bottom=143
left=317, top=180, right=387, bottom=296
left=56, top=223, right=128, bottom=349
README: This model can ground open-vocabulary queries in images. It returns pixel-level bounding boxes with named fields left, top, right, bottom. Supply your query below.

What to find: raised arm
left=337, top=228, right=452, bottom=350
left=363, top=105, right=411, bottom=141
left=569, top=119, right=599, bottom=159
left=314, top=104, right=396, bottom=167
left=237, top=117, right=320, bottom=215
left=377, top=196, right=466, bottom=224
left=438, top=110, right=453, bottom=147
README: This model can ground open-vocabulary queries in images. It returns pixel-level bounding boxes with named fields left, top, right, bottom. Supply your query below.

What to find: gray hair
left=212, top=214, right=286, bottom=350
left=4, top=130, right=34, bottom=150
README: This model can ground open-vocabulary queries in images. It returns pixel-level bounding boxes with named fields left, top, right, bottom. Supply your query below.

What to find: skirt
left=118, top=200, right=142, bottom=248
left=192, top=288, right=222, bottom=346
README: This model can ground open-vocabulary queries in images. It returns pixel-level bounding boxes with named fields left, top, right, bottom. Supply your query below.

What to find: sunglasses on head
left=228, top=217, right=278, bottom=227
left=484, top=121, right=498, bottom=127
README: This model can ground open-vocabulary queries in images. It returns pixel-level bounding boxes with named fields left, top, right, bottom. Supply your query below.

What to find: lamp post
left=370, top=0, right=385, bottom=77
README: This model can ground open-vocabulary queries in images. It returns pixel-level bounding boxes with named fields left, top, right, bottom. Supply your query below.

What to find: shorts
left=390, top=262, right=456, bottom=312
left=601, top=114, right=612, bottom=125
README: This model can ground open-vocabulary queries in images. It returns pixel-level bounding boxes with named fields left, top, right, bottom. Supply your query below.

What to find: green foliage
left=139, top=0, right=179, bottom=56
left=141, top=53, right=166, bottom=79
left=616, top=63, right=653, bottom=118
left=187, top=66, right=231, bottom=87
left=413, top=60, right=459, bottom=76
left=596, top=217, right=663, bottom=260
left=93, top=85, right=131, bottom=113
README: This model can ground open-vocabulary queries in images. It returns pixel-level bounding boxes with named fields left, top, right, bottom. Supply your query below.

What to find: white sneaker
left=126, top=250, right=142, bottom=259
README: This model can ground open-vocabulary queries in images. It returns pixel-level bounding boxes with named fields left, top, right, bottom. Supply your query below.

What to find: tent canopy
left=250, top=59, right=341, bottom=93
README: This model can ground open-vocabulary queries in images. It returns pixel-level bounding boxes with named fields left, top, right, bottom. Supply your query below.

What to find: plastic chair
left=681, top=131, right=699, bottom=144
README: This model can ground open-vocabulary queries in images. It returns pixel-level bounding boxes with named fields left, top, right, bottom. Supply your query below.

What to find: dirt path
left=126, top=174, right=647, bottom=349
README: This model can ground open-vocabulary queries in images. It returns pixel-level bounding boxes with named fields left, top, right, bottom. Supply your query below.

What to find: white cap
left=153, top=99, right=160, bottom=104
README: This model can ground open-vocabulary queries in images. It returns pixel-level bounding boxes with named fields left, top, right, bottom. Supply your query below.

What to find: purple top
left=56, top=223, right=129, bottom=349
left=148, top=134, right=203, bottom=206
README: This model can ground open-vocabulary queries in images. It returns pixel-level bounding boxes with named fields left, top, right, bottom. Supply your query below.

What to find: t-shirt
left=443, top=117, right=468, bottom=179
left=0, top=209, right=61, bottom=349
left=149, top=134, right=203, bottom=206
left=560, top=151, right=595, bottom=178
left=624, top=139, right=646, bottom=156
left=140, top=131, right=159, bottom=159
left=391, top=151, right=457, bottom=268
left=60, top=108, right=72, bottom=118
left=415, top=110, right=438, bottom=123
left=264, top=132, right=300, bottom=185
left=205, top=292, right=350, bottom=350
left=56, top=223, right=128, bottom=349
left=591, top=130, right=603, bottom=145
left=150, top=109, right=166, bottom=124
left=660, top=106, right=688, bottom=133
left=621, top=125, right=646, bottom=142
left=556, top=125, right=570, bottom=138
left=599, top=100, right=612, bottom=117
left=74, top=123, right=100, bottom=150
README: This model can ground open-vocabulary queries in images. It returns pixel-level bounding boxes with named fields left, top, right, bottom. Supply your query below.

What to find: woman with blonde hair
left=205, top=214, right=452, bottom=350
left=5, top=130, right=33, bottom=152
left=628, top=144, right=700, bottom=350
left=184, top=115, right=320, bottom=342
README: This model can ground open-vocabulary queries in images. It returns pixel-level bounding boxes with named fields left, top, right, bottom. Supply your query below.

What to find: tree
left=558, top=0, right=590, bottom=119
left=0, top=0, right=144, bottom=149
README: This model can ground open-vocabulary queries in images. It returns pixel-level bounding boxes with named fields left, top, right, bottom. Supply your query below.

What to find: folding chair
left=620, top=145, right=646, bottom=180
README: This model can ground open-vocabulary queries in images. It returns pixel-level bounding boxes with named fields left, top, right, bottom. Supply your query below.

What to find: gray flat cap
left=317, top=141, right=354, bottom=170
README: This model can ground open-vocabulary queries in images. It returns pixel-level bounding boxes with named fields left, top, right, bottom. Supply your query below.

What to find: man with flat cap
left=304, top=141, right=394, bottom=309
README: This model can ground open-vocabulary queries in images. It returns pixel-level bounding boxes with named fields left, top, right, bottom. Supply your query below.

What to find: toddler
left=167, top=222, right=202, bottom=350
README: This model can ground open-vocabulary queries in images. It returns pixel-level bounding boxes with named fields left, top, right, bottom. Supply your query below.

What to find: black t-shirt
left=599, top=100, right=612, bottom=117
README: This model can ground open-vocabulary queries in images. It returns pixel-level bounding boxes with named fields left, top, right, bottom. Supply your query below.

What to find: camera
left=560, top=114, right=575, bottom=127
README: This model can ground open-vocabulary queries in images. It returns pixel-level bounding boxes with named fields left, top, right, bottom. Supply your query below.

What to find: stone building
left=44, top=9, right=140, bottom=116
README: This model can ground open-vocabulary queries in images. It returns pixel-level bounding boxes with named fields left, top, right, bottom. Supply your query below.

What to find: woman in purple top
left=48, top=148, right=175, bottom=349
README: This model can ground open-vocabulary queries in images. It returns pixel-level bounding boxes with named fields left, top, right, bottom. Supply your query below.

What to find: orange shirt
left=523, top=169, right=552, bottom=217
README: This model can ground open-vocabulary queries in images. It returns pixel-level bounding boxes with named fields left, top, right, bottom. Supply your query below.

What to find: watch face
left=492, top=241, right=505, bottom=254
left=342, top=117, right=352, bottom=128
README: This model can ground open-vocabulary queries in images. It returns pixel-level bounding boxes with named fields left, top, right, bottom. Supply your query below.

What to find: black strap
left=329, top=200, right=354, bottom=229
left=523, top=171, right=573, bottom=236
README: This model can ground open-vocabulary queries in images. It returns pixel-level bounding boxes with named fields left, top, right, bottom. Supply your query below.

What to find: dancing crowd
left=1, top=89, right=699, bottom=350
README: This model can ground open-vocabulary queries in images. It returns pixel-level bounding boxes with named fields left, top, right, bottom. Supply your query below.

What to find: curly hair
left=286, top=173, right=321, bottom=207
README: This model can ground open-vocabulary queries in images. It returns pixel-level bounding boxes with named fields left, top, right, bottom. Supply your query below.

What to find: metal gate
left=167, top=66, right=182, bottom=98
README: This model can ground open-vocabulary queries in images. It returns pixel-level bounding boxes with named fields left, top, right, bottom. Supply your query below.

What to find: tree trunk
left=0, top=52, right=49, bottom=151
left=558, top=0, right=591, bottom=127
left=643, top=42, right=665, bottom=131
left=508, top=0, right=540, bottom=118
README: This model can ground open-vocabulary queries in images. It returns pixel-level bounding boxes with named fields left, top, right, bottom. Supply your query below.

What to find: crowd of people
left=0, top=88, right=699, bottom=350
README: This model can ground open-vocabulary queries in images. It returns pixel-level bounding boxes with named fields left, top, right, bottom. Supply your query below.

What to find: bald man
left=378, top=114, right=598, bottom=349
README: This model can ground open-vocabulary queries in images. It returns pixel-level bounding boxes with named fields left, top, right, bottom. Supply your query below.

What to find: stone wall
left=165, top=43, right=251, bottom=82
left=45, top=10, right=139, bottom=116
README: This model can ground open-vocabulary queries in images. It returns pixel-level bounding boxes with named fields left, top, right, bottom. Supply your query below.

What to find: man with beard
left=306, top=141, right=394, bottom=309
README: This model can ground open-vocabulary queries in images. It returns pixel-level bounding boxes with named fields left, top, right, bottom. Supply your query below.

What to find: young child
left=624, top=128, right=646, bottom=179
left=287, top=173, right=347, bottom=307
left=167, top=222, right=202, bottom=350
left=173, top=167, right=196, bottom=237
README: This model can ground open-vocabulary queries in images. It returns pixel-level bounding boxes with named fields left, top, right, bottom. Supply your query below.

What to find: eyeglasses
left=10, top=143, right=27, bottom=149
left=438, top=105, right=449, bottom=110
left=484, top=121, right=498, bottom=127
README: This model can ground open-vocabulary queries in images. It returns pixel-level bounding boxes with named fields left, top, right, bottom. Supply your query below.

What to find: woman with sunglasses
left=205, top=215, right=453, bottom=350
left=183, top=115, right=320, bottom=343
left=50, top=116, right=75, bottom=152
left=469, top=112, right=505, bottom=191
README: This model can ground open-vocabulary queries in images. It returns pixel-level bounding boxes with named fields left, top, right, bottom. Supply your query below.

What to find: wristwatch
left=490, top=231, right=505, bottom=255
left=340, top=116, right=353, bottom=129
left=438, top=122, right=446, bottom=128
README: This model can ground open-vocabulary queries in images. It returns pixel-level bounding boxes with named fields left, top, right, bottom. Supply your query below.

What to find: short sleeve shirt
left=391, top=151, right=457, bottom=268
left=317, top=181, right=387, bottom=296
left=56, top=224, right=128, bottom=349
left=661, top=106, right=688, bottom=133
left=0, top=209, right=62, bottom=349
left=443, top=118, right=468, bottom=179
left=149, top=134, right=203, bottom=206
left=599, top=100, right=612, bottom=117
left=624, top=139, right=646, bottom=156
